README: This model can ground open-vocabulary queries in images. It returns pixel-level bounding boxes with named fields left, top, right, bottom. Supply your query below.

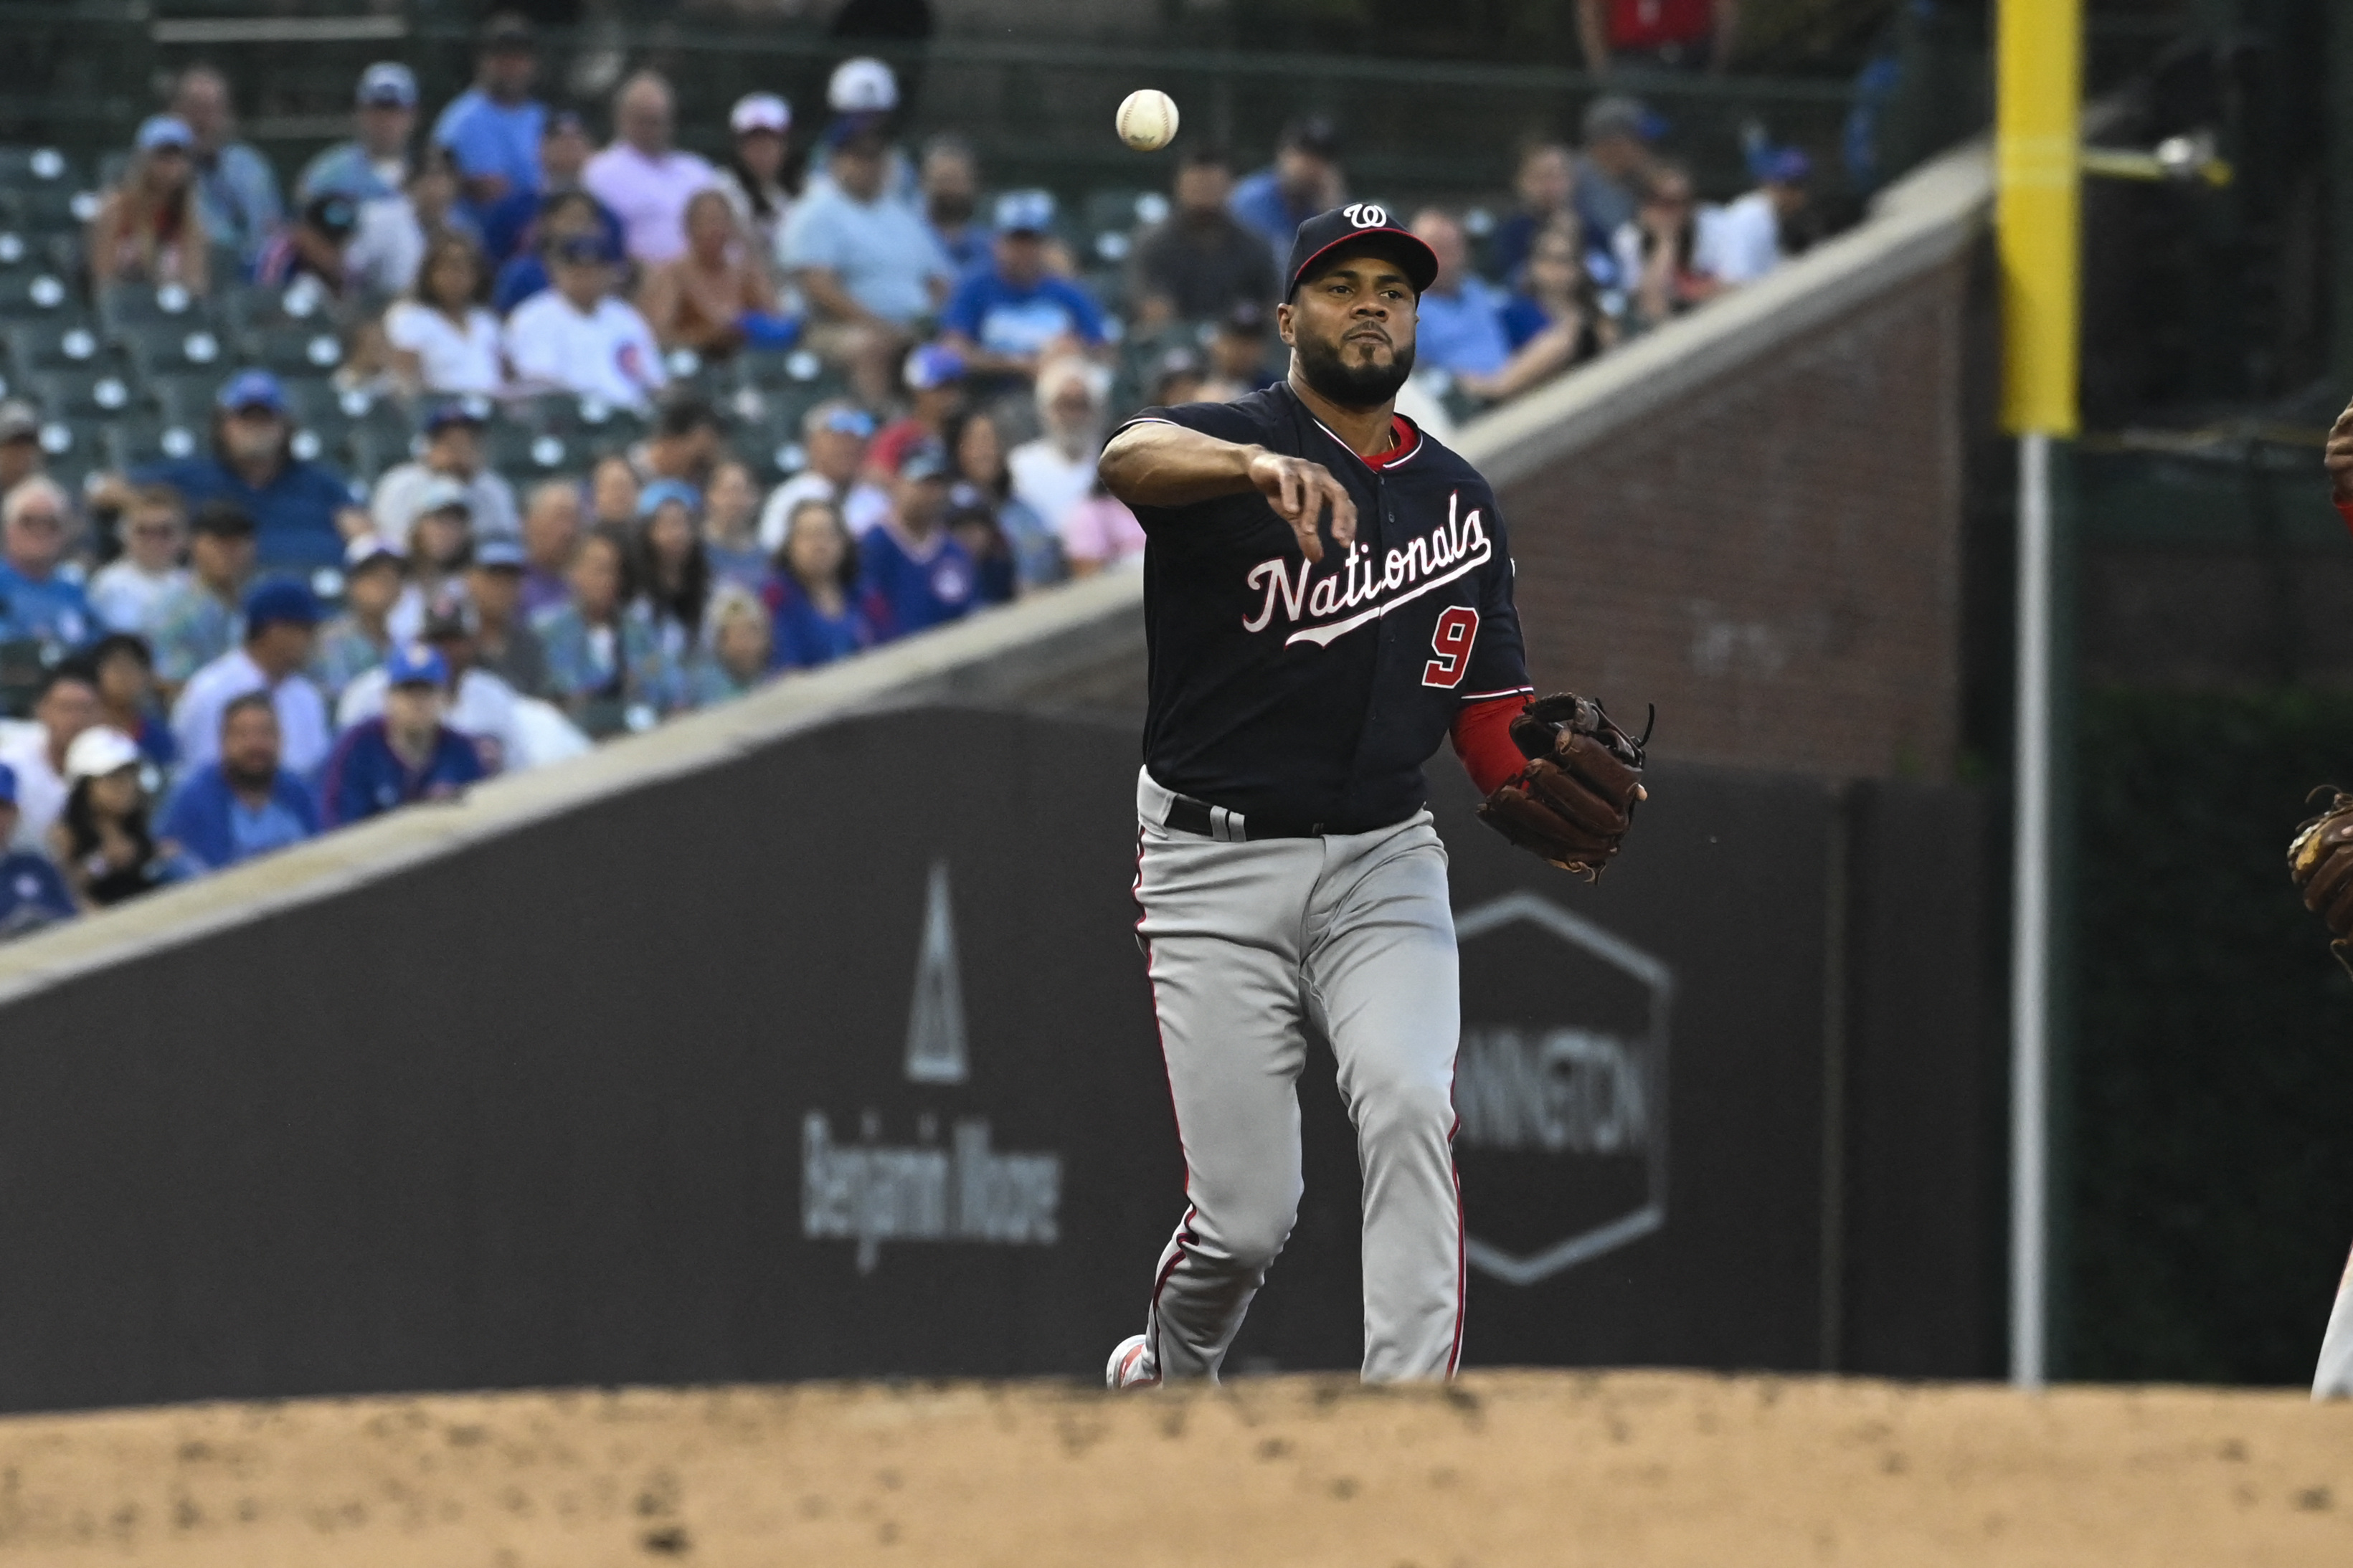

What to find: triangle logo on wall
left=904, top=859, right=970, bottom=1085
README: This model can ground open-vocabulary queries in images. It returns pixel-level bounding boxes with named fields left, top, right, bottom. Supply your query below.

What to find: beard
left=1293, top=329, right=1415, bottom=410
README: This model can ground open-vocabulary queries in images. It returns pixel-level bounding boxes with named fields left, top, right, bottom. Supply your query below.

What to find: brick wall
left=1496, top=257, right=1973, bottom=781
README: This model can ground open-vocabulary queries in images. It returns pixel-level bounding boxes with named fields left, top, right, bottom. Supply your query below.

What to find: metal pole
left=2011, top=430, right=2053, bottom=1390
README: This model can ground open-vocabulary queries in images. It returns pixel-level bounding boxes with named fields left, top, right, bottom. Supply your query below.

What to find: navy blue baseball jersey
left=1120, top=381, right=1532, bottom=833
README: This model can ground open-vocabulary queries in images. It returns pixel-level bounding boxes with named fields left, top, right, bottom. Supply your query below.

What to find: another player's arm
left=1099, top=422, right=1357, bottom=564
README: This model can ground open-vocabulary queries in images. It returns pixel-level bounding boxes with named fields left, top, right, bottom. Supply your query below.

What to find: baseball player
left=1097, top=204, right=1647, bottom=1385
left=2294, top=393, right=2353, bottom=1397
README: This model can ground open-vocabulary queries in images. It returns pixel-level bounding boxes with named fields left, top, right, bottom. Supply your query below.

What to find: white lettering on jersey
left=1239, top=488, right=1492, bottom=647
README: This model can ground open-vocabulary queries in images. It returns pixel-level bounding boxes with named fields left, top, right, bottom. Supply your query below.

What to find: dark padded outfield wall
left=0, top=707, right=1988, bottom=1413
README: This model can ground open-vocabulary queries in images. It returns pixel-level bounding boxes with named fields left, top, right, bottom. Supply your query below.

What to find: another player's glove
left=1475, top=693, right=1649, bottom=878
left=2288, top=788, right=2353, bottom=975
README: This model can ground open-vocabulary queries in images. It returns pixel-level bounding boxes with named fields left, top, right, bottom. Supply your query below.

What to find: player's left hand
left=1476, top=693, right=1650, bottom=879
left=2327, top=398, right=2353, bottom=505
left=2291, top=789, right=2353, bottom=974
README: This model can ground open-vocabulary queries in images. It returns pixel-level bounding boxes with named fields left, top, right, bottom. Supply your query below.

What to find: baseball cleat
left=1105, top=1333, right=1160, bottom=1389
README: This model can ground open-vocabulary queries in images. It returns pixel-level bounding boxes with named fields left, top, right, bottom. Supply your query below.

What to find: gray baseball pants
left=1130, top=769, right=1466, bottom=1382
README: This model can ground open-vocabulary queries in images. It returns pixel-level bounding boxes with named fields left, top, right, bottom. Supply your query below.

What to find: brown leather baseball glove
left=2289, top=789, right=2353, bottom=974
left=1476, top=693, right=1649, bottom=878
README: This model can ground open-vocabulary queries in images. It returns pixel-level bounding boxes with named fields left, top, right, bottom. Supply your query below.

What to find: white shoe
left=1105, top=1333, right=1160, bottom=1389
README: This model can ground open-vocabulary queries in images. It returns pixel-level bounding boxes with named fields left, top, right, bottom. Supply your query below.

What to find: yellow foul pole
left=1997, top=0, right=2083, bottom=1391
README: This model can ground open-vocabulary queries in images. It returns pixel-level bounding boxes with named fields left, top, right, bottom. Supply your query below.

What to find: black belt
left=1161, top=792, right=1412, bottom=842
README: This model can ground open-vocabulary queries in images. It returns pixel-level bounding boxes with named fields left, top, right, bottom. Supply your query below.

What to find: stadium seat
left=243, top=323, right=345, bottom=378
left=98, top=282, right=214, bottom=338
left=31, top=366, right=141, bottom=422
left=101, top=413, right=202, bottom=470
left=0, top=273, right=82, bottom=323
left=33, top=416, right=99, bottom=492
left=146, top=370, right=226, bottom=428
left=14, top=185, right=99, bottom=234
left=0, top=147, right=77, bottom=191
left=11, top=319, right=116, bottom=373
left=484, top=419, right=577, bottom=478
left=737, top=345, right=830, bottom=392
left=0, top=635, right=54, bottom=720
left=118, top=319, right=230, bottom=384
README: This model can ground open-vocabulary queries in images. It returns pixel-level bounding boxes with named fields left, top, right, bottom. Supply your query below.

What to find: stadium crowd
left=0, top=12, right=1814, bottom=937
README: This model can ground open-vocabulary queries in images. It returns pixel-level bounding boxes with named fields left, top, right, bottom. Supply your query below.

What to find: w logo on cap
left=1343, top=201, right=1389, bottom=229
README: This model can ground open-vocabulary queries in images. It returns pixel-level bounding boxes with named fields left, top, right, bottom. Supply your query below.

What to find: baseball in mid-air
left=1116, top=89, right=1180, bottom=151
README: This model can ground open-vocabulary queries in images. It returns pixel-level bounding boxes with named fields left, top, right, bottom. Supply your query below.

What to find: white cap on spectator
left=411, top=476, right=473, bottom=526
left=730, top=92, right=792, bottom=137
left=828, top=57, right=898, bottom=114
left=357, top=62, right=417, bottom=109
left=64, top=726, right=141, bottom=784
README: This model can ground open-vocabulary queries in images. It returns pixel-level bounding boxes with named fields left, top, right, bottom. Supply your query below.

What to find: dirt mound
left=0, top=1372, right=2345, bottom=1565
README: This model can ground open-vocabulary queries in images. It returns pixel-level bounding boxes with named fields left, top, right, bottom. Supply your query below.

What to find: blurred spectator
left=157, top=691, right=318, bottom=872
left=1148, top=344, right=1207, bottom=406
left=371, top=401, right=520, bottom=547
left=1229, top=116, right=1345, bottom=258
left=88, top=632, right=174, bottom=769
left=944, top=494, right=1016, bottom=607
left=783, top=120, right=955, bottom=341
left=766, top=497, right=874, bottom=671
left=344, top=146, right=471, bottom=299
left=702, top=460, right=768, bottom=588
left=0, top=477, right=96, bottom=650
left=590, top=454, right=642, bottom=531
left=919, top=134, right=987, bottom=275
left=634, top=396, right=726, bottom=488
left=1577, top=0, right=1739, bottom=75
left=1500, top=215, right=1615, bottom=379
left=0, top=401, right=41, bottom=496
left=90, top=484, right=189, bottom=635
left=1409, top=208, right=1513, bottom=389
left=480, top=113, right=621, bottom=272
left=1695, top=148, right=1812, bottom=285
left=491, top=188, right=610, bottom=315
left=467, top=538, right=549, bottom=698
left=939, top=191, right=1112, bottom=386
left=171, top=579, right=328, bottom=776
left=143, top=500, right=255, bottom=693
left=338, top=597, right=524, bottom=776
left=868, top=343, right=966, bottom=480
left=1008, top=358, right=1107, bottom=540
left=943, top=407, right=1059, bottom=591
left=1487, top=139, right=1576, bottom=286
left=714, top=93, right=798, bottom=275
left=1622, top=163, right=1726, bottom=326
left=1196, top=300, right=1278, bottom=399
left=123, top=371, right=365, bottom=569
left=254, top=193, right=361, bottom=295
left=0, top=662, right=98, bottom=850
left=757, top=401, right=888, bottom=551
left=534, top=525, right=671, bottom=737
left=321, top=643, right=486, bottom=828
left=312, top=534, right=407, bottom=700
left=519, top=479, right=582, bottom=614
left=504, top=232, right=667, bottom=412
left=0, top=761, right=75, bottom=936
left=637, top=189, right=784, bottom=359
left=808, top=57, right=918, bottom=208
left=1059, top=477, right=1147, bottom=579
left=401, top=479, right=475, bottom=625
left=1575, top=96, right=1657, bottom=243
left=687, top=584, right=774, bottom=705
left=50, top=726, right=183, bottom=910
left=384, top=236, right=504, bottom=397
left=635, top=480, right=711, bottom=665
left=861, top=441, right=976, bottom=637
left=584, top=71, right=717, bottom=267
left=433, top=14, right=546, bottom=219
left=171, top=65, right=283, bottom=262
left=89, top=116, right=209, bottom=295
left=1130, top=146, right=1277, bottom=329
left=298, top=62, right=417, bottom=203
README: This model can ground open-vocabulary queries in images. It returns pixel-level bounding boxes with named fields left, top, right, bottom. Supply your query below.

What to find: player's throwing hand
left=2327, top=395, right=2353, bottom=506
left=1246, top=450, right=1357, bottom=563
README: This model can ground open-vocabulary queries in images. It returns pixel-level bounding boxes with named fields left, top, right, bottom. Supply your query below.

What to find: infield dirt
left=0, top=1371, right=2345, bottom=1565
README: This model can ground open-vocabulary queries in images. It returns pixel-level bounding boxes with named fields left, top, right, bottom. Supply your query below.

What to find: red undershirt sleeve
left=1451, top=693, right=1530, bottom=797
left=2337, top=496, right=2353, bottom=537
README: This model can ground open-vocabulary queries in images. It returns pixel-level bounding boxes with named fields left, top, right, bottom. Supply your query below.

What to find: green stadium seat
left=118, top=319, right=230, bottom=384
left=0, top=148, right=77, bottom=191
left=31, top=366, right=140, bottom=422
left=243, top=322, right=346, bottom=378
left=98, top=282, right=214, bottom=338
left=102, top=414, right=202, bottom=470
left=0, top=272, right=81, bottom=323
left=11, top=320, right=115, bottom=373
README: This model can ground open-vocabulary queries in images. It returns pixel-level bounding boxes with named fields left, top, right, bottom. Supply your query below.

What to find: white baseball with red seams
left=1116, top=89, right=1180, bottom=152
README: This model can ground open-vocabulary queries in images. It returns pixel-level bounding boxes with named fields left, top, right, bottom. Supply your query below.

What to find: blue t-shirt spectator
left=1415, top=277, right=1514, bottom=378
left=158, top=762, right=318, bottom=873
left=0, top=563, right=96, bottom=650
left=768, top=575, right=878, bottom=671
left=193, top=143, right=284, bottom=262
left=321, top=716, right=486, bottom=829
left=433, top=91, right=545, bottom=219
left=780, top=184, right=956, bottom=330
left=1228, top=169, right=1322, bottom=260
left=296, top=142, right=402, bottom=204
left=940, top=270, right=1109, bottom=361
left=1500, top=293, right=1554, bottom=352
left=132, top=457, right=356, bottom=571
left=0, top=848, right=72, bottom=937
left=859, top=523, right=978, bottom=639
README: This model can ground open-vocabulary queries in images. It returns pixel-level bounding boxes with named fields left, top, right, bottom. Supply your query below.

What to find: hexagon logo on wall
left=1452, top=891, right=1671, bottom=1286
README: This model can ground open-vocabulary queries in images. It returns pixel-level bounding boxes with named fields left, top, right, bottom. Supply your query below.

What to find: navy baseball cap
left=1284, top=204, right=1438, bottom=299
left=243, top=578, right=321, bottom=631
left=385, top=642, right=448, bottom=687
left=216, top=369, right=287, bottom=414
